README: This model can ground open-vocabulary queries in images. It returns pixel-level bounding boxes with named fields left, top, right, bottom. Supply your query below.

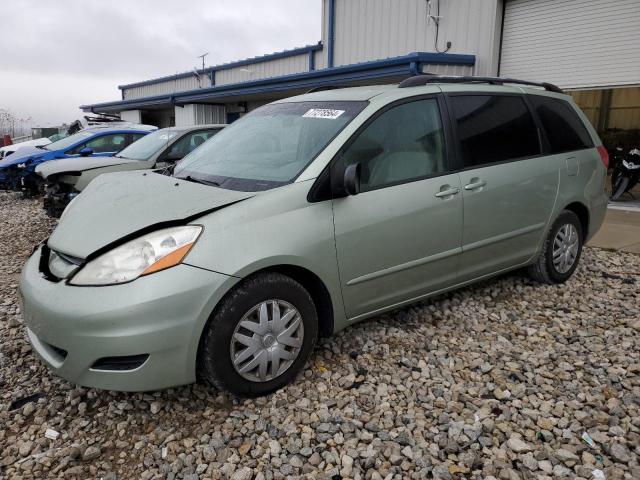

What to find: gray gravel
left=1, top=191, right=639, bottom=480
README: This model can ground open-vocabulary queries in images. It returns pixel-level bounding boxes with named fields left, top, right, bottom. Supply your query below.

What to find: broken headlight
left=70, top=226, right=202, bottom=286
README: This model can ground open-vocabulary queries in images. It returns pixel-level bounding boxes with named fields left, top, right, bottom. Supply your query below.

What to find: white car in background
left=0, top=137, right=56, bottom=160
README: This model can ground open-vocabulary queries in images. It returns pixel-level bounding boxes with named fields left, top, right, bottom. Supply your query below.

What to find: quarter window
left=340, top=99, right=447, bottom=192
left=528, top=96, right=593, bottom=154
left=450, top=95, right=540, bottom=167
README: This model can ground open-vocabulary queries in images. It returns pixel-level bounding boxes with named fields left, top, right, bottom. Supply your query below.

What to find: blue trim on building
left=308, top=50, right=315, bottom=71
left=327, top=0, right=335, bottom=68
left=118, top=43, right=324, bottom=91
left=81, top=52, right=476, bottom=113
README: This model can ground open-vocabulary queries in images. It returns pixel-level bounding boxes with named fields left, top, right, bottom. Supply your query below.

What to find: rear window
left=450, top=95, right=540, bottom=167
left=528, top=95, right=594, bottom=154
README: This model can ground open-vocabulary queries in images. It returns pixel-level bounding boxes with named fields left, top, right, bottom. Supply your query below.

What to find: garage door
left=500, top=0, right=640, bottom=89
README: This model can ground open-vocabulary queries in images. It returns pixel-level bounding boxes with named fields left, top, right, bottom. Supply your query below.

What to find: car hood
left=0, top=138, right=50, bottom=153
left=48, top=171, right=255, bottom=259
left=0, top=146, right=47, bottom=167
left=36, top=156, right=139, bottom=179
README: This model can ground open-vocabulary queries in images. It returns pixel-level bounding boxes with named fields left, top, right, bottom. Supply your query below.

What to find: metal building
left=82, top=0, right=640, bottom=133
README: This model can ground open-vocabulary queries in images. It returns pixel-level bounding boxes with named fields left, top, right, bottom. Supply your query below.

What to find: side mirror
left=79, top=147, right=93, bottom=157
left=343, top=163, right=361, bottom=196
left=165, top=151, right=184, bottom=162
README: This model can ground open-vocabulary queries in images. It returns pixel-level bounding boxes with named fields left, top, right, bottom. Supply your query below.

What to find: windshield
left=116, top=128, right=181, bottom=160
left=43, top=130, right=96, bottom=151
left=48, top=133, right=68, bottom=142
left=174, top=101, right=367, bottom=191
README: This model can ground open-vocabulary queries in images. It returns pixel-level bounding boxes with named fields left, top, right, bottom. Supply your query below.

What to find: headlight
left=622, top=159, right=640, bottom=170
left=70, top=225, right=202, bottom=286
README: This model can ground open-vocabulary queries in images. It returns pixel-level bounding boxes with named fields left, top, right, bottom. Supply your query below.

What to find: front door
left=447, top=94, right=559, bottom=281
left=332, top=97, right=463, bottom=319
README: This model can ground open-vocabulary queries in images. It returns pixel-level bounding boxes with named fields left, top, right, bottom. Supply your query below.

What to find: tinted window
left=340, top=99, right=447, bottom=192
left=450, top=95, right=540, bottom=167
left=528, top=96, right=593, bottom=153
left=169, top=130, right=219, bottom=158
left=129, top=133, right=147, bottom=145
left=68, top=134, right=127, bottom=154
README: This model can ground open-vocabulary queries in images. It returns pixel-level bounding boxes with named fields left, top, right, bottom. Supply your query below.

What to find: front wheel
left=527, top=210, right=583, bottom=284
left=197, top=272, right=318, bottom=396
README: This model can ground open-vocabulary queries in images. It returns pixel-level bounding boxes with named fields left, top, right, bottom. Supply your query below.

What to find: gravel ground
left=1, top=191, right=639, bottom=480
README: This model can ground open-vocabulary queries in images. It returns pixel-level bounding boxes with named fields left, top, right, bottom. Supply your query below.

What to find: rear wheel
left=527, top=210, right=583, bottom=284
left=197, top=272, right=318, bottom=396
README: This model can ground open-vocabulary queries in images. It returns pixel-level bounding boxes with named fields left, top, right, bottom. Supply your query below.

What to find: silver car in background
left=37, top=124, right=225, bottom=217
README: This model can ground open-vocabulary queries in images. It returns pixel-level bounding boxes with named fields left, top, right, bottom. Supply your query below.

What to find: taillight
left=597, top=145, right=609, bottom=169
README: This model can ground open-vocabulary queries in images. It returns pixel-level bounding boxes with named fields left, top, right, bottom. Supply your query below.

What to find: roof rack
left=398, top=75, right=564, bottom=93
left=306, top=85, right=350, bottom=93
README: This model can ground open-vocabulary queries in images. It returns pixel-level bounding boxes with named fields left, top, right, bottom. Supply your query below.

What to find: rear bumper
left=20, top=247, right=238, bottom=391
left=587, top=191, right=608, bottom=242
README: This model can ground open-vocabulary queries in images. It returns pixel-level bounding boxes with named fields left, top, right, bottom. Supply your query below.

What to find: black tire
left=527, top=210, right=583, bottom=284
left=610, top=175, right=630, bottom=201
left=197, top=272, right=318, bottom=396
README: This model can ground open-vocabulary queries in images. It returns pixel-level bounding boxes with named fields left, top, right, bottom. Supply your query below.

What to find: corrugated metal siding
left=174, top=104, right=226, bottom=127
left=609, top=87, right=640, bottom=129
left=570, top=90, right=602, bottom=127
left=500, top=0, right=640, bottom=89
left=124, top=75, right=204, bottom=100
left=124, top=53, right=311, bottom=98
left=119, top=110, right=142, bottom=123
left=420, top=64, right=473, bottom=76
left=332, top=0, right=501, bottom=75
left=216, top=54, right=309, bottom=85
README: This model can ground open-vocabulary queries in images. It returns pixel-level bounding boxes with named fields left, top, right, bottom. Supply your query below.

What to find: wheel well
left=564, top=202, right=589, bottom=237
left=251, top=265, right=334, bottom=338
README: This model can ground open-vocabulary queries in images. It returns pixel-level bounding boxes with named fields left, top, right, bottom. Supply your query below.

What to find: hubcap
left=552, top=223, right=579, bottom=274
left=230, top=300, right=304, bottom=383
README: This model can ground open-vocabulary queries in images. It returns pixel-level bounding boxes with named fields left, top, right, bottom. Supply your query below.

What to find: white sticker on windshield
left=303, top=108, right=345, bottom=119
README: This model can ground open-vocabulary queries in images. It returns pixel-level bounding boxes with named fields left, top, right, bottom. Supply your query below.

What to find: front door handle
left=464, top=179, right=487, bottom=191
left=434, top=187, right=460, bottom=198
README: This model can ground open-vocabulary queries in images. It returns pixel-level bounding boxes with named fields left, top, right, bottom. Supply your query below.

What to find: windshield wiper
left=179, top=175, right=221, bottom=187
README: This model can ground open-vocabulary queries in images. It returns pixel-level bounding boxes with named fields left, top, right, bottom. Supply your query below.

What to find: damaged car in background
left=37, top=124, right=224, bottom=217
left=0, top=124, right=156, bottom=195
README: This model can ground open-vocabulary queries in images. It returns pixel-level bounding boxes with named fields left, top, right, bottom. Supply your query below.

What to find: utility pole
left=197, top=52, right=209, bottom=71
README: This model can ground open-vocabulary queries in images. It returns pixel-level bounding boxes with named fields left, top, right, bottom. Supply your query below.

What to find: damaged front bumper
left=42, top=181, right=78, bottom=218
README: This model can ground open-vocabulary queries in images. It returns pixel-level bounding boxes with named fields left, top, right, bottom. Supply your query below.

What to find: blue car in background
left=0, top=124, right=156, bottom=195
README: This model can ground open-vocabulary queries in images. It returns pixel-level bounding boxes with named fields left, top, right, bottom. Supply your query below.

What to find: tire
left=610, top=175, right=630, bottom=201
left=197, top=272, right=318, bottom=396
left=527, top=210, right=583, bottom=284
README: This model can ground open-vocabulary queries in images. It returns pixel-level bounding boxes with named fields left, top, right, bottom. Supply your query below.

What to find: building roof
left=81, top=52, right=476, bottom=114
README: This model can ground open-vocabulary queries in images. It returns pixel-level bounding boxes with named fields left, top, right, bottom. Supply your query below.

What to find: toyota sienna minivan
left=20, top=76, right=608, bottom=396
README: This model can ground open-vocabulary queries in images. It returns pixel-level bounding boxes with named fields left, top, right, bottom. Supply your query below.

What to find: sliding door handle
left=464, top=180, right=487, bottom=191
left=434, top=187, right=460, bottom=198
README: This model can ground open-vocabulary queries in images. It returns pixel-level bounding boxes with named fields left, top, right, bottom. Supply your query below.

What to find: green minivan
left=20, top=77, right=608, bottom=395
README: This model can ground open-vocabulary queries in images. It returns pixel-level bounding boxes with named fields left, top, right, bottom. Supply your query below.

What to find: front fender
left=184, top=181, right=348, bottom=331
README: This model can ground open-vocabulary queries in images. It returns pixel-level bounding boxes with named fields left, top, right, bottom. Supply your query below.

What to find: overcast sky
left=0, top=0, right=321, bottom=127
